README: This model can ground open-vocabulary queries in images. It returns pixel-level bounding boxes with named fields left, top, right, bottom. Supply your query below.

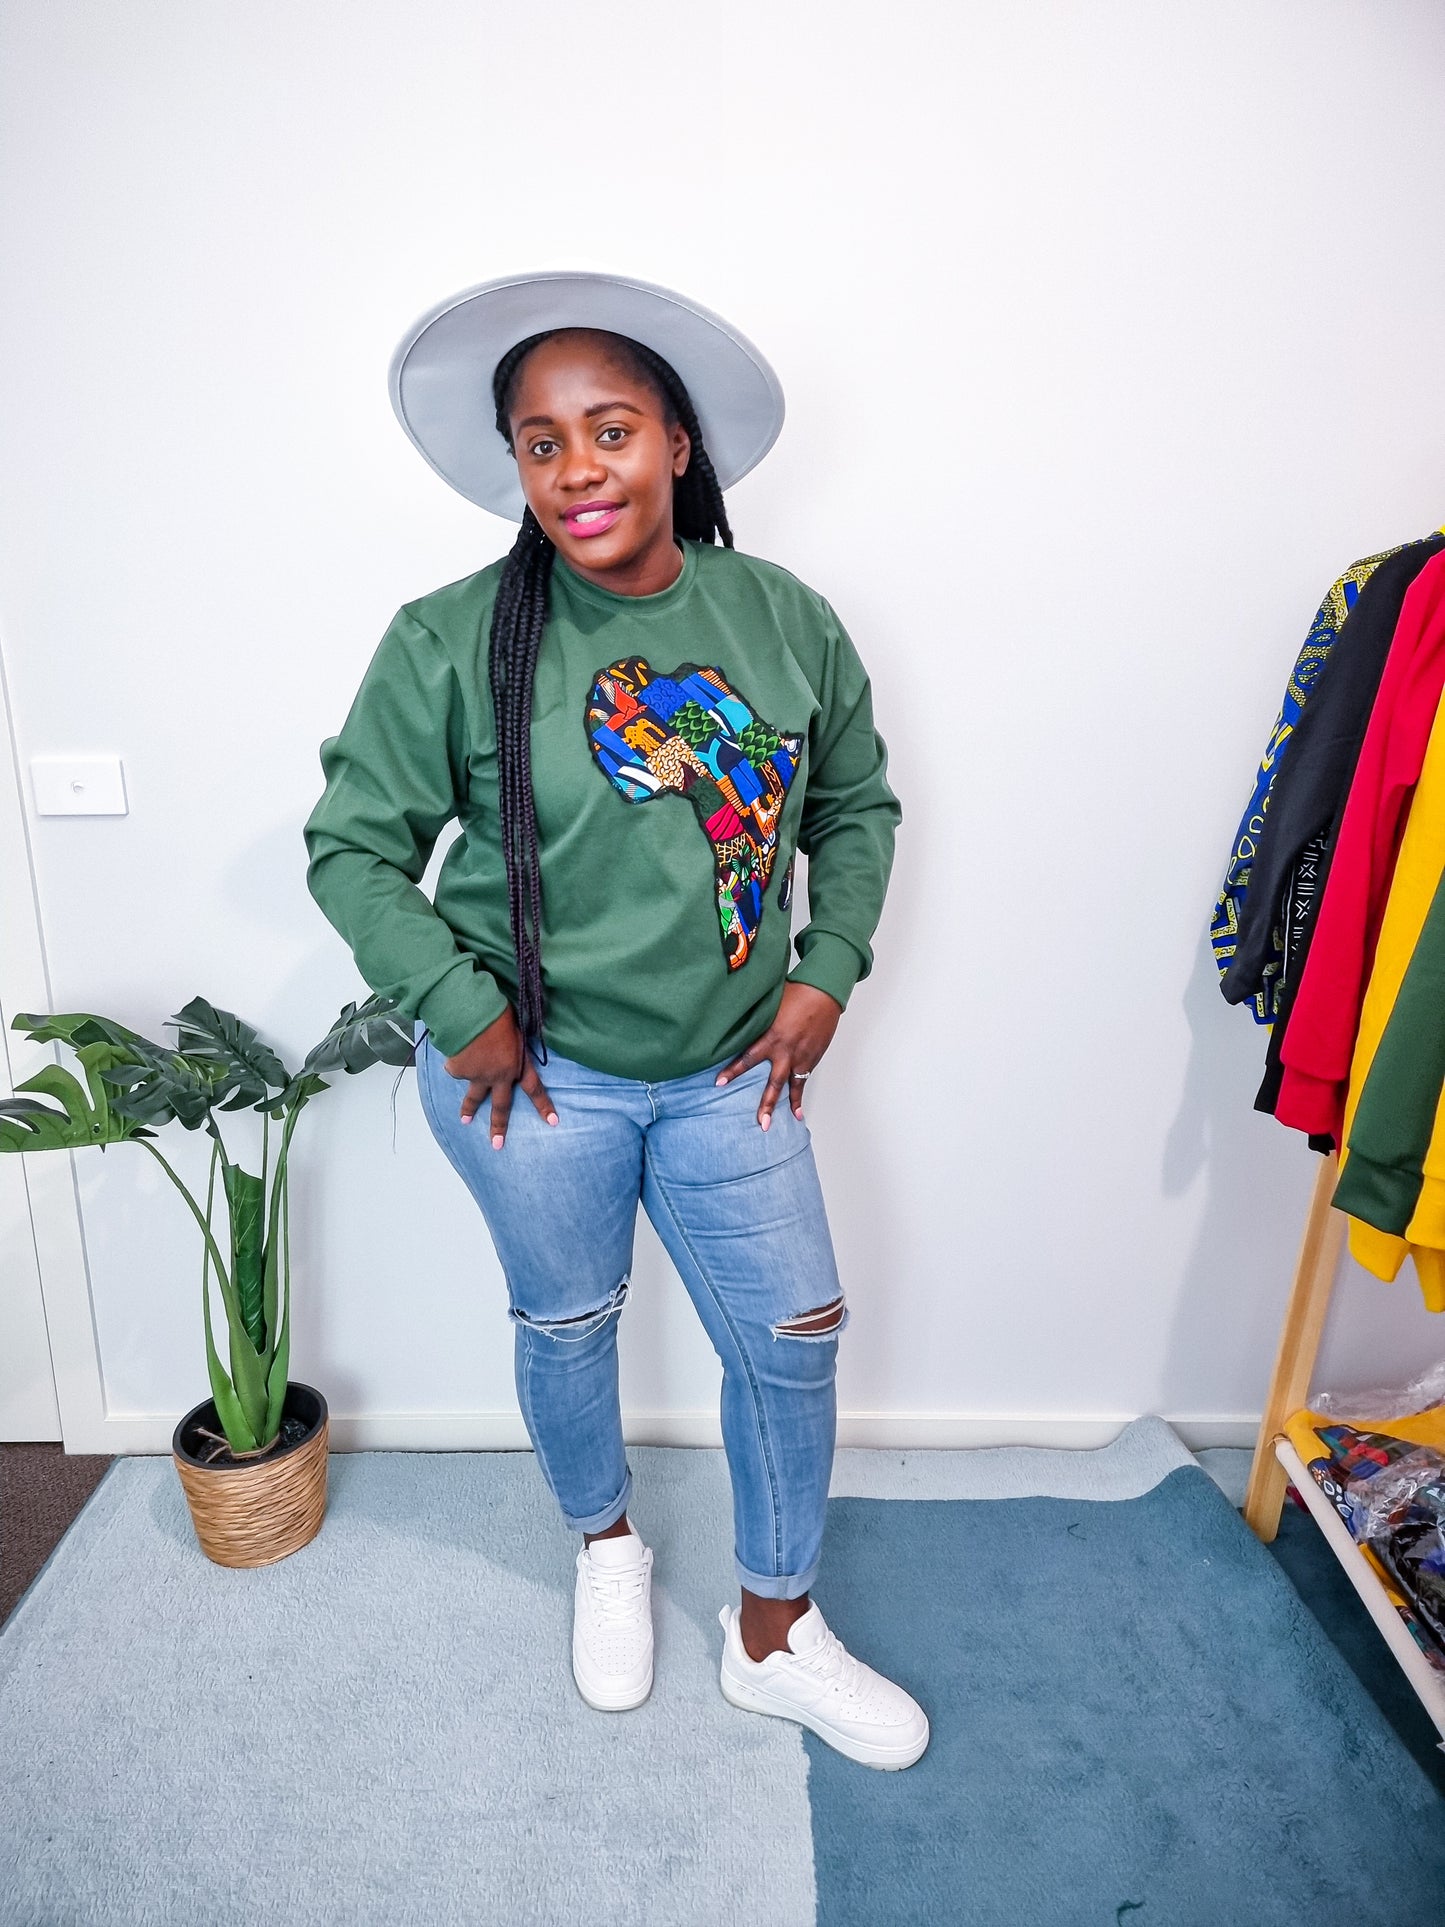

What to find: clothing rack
left=1243, top=1155, right=1344, bottom=1543
left=1243, top=1155, right=1445, bottom=1742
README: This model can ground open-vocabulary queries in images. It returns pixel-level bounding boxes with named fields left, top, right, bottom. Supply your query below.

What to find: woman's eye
left=528, top=439, right=558, bottom=459
left=598, top=426, right=627, bottom=445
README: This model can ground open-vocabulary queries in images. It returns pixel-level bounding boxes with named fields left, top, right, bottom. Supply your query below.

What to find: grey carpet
left=830, top=1412, right=1197, bottom=1501
left=2, top=1423, right=1188, bottom=1926
left=3, top=1420, right=1430, bottom=1926
left=1, top=1446, right=815, bottom=1927
left=1193, top=1443, right=1252, bottom=1509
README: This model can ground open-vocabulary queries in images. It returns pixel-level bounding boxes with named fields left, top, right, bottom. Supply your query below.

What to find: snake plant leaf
left=168, top=998, right=290, bottom=1111
left=263, top=1163, right=291, bottom=1442
left=264, top=1321, right=290, bottom=1442
left=223, top=1163, right=267, bottom=1352
left=220, top=1304, right=271, bottom=1442
left=264, top=1301, right=290, bottom=1441
left=260, top=1104, right=300, bottom=1342
left=190, top=1173, right=269, bottom=1436
left=261, top=1160, right=283, bottom=1342
left=201, top=1256, right=258, bottom=1456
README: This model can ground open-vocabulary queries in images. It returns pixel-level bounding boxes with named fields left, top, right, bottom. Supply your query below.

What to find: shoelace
left=793, top=1624, right=867, bottom=1706
left=585, top=1557, right=650, bottom=1628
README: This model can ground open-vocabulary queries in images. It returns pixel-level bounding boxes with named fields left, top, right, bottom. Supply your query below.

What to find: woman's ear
left=672, top=423, right=691, bottom=477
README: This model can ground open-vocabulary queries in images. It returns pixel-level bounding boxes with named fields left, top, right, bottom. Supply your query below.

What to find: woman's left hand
left=715, top=982, right=844, bottom=1129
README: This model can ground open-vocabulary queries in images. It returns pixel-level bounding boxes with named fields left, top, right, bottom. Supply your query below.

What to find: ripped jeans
left=414, top=1027, right=847, bottom=1598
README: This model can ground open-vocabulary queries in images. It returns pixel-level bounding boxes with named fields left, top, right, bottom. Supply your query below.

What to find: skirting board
left=63, top=1409, right=1261, bottom=1455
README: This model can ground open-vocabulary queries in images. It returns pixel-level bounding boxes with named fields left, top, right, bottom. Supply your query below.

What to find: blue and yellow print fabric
left=1211, top=547, right=1400, bottom=1021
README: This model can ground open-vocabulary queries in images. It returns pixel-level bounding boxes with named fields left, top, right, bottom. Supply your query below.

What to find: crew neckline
left=553, top=537, right=699, bottom=613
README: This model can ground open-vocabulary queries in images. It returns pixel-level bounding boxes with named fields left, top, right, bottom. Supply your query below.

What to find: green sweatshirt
left=1334, top=860, right=1445, bottom=1236
left=303, top=539, right=900, bottom=1080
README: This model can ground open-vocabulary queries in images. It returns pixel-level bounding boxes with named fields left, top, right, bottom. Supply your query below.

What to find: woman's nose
left=558, top=444, right=608, bottom=490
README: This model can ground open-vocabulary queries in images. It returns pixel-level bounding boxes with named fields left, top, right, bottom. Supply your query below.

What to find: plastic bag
left=1362, top=1467, right=1445, bottom=1657
left=1343, top=1446, right=1445, bottom=1542
left=1309, top=1358, right=1445, bottom=1426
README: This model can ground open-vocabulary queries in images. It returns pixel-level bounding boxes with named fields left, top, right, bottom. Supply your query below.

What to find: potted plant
left=0, top=995, right=414, bottom=1567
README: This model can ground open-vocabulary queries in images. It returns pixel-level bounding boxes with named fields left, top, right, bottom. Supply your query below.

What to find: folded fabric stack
left=1214, top=530, right=1445, bottom=1309
left=1285, top=1402, right=1445, bottom=1674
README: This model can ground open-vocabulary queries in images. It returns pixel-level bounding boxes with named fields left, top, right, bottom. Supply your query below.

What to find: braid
left=614, top=340, right=734, bottom=550
left=486, top=505, right=553, bottom=1048
left=488, top=328, right=732, bottom=1049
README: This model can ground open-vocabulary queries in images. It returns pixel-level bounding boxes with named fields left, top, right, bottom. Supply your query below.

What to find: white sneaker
left=572, top=1528, right=654, bottom=1711
left=718, top=1600, right=929, bottom=1769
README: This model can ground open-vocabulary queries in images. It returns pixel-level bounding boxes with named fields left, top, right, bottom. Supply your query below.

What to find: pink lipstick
left=563, top=501, right=623, bottom=539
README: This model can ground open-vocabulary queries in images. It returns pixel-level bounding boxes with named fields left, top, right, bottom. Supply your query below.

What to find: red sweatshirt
left=1277, top=549, right=1445, bottom=1142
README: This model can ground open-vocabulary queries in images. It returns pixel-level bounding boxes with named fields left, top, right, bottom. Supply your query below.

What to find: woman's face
left=505, top=330, right=691, bottom=586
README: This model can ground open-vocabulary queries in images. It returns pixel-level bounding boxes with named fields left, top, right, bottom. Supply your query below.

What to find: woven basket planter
left=172, top=1382, right=329, bottom=1568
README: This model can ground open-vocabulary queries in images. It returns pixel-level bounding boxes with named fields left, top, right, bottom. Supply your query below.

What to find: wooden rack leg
left=1243, top=1153, right=1346, bottom=1543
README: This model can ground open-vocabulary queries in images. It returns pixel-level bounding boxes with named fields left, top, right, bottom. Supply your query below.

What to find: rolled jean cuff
left=561, top=1464, right=633, bottom=1536
left=734, top=1554, right=819, bottom=1600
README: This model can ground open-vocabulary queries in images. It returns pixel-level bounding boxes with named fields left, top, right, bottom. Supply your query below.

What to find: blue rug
left=1, top=1423, right=1440, bottom=1925
left=806, top=1473, right=1445, bottom=1925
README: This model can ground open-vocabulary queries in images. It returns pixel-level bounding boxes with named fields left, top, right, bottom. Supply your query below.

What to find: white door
left=0, top=1010, right=61, bottom=1439
left=0, top=637, right=62, bottom=1439
left=0, top=632, right=108, bottom=1452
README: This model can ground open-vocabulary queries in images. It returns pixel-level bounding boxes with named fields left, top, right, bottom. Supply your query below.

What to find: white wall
left=4, top=0, right=1445, bottom=1451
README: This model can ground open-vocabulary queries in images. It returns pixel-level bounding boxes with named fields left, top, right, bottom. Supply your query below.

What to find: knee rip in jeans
left=771, top=1294, right=848, bottom=1341
left=511, top=1276, right=630, bottom=1343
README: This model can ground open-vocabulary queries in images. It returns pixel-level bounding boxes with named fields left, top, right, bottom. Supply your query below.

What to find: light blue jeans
left=414, top=1025, right=847, bottom=1598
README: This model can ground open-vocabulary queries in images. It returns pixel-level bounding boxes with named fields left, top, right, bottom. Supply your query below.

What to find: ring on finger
left=791, top=1069, right=812, bottom=1081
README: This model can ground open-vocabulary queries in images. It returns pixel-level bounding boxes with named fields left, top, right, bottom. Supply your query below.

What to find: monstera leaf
left=7, top=994, right=415, bottom=1456
left=304, top=995, right=415, bottom=1075
left=0, top=1056, right=153, bottom=1152
left=100, top=1037, right=236, bottom=1132
left=267, top=995, right=414, bottom=1117
left=11, top=1010, right=154, bottom=1055
left=168, top=998, right=289, bottom=1112
left=9, top=1010, right=224, bottom=1128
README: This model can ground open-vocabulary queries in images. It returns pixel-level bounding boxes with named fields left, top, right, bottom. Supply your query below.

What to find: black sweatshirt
left=1254, top=804, right=1343, bottom=1139
left=1221, top=535, right=1445, bottom=1007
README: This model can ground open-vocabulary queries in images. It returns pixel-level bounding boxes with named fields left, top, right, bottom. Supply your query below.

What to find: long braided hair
left=488, top=329, right=734, bottom=1049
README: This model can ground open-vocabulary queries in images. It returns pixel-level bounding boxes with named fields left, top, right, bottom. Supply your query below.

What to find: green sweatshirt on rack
left=303, top=539, right=901, bottom=1080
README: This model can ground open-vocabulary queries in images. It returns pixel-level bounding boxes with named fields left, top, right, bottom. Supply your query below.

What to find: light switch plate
left=31, top=755, right=129, bottom=816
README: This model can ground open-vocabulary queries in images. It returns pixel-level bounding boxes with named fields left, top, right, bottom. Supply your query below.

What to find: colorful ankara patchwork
left=1285, top=1405, right=1445, bottom=1673
left=585, top=656, right=803, bottom=970
left=1210, top=546, right=1402, bottom=1023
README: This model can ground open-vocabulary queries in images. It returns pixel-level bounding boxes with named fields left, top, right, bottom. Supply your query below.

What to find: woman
left=304, top=272, right=927, bottom=1769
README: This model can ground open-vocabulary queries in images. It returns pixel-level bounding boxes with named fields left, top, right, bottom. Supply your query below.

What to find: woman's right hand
left=443, top=1007, right=558, bottom=1148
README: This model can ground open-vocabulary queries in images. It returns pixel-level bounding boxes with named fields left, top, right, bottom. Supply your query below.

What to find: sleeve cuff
left=1273, top=1065, right=1345, bottom=1144
left=416, top=962, right=510, bottom=1058
left=1331, top=1147, right=1419, bottom=1242
left=787, top=932, right=867, bottom=1010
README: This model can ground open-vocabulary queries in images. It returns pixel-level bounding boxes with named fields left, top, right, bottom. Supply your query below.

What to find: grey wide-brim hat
left=388, top=270, right=786, bottom=521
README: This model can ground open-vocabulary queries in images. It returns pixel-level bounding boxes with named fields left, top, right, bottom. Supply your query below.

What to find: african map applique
left=585, top=656, right=803, bottom=970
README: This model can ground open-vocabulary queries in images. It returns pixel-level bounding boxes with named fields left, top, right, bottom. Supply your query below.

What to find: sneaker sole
left=573, top=1659, right=654, bottom=1712
left=719, top=1669, right=929, bottom=1769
